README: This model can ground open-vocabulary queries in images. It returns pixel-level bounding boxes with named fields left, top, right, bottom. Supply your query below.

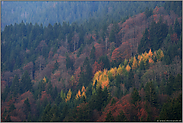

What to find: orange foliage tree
left=111, top=42, right=132, bottom=62
left=92, top=61, right=103, bottom=75
left=125, top=64, right=131, bottom=72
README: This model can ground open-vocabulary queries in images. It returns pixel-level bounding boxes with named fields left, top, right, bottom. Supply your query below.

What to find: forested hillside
left=1, top=1, right=165, bottom=30
left=1, top=1, right=182, bottom=122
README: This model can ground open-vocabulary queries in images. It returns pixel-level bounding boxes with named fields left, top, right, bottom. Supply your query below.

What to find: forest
left=1, top=1, right=167, bottom=30
left=1, top=1, right=182, bottom=122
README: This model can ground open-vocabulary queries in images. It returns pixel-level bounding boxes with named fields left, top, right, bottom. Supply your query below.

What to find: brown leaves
left=35, top=40, right=48, bottom=53
left=171, top=33, right=179, bottom=43
left=111, top=48, right=120, bottom=61
left=40, top=91, right=52, bottom=103
left=111, top=42, right=131, bottom=62
left=94, top=42, right=104, bottom=59
left=92, top=61, right=103, bottom=75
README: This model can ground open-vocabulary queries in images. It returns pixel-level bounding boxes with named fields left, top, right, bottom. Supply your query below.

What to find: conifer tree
left=41, top=103, right=51, bottom=122
left=131, top=88, right=141, bottom=105
left=105, top=111, right=115, bottom=122
left=116, top=110, right=127, bottom=121
left=19, top=70, right=32, bottom=94
left=90, top=45, right=96, bottom=60
left=11, top=75, right=19, bottom=97
left=145, top=81, right=158, bottom=107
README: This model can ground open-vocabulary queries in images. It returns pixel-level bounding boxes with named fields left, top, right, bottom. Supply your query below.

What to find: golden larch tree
left=126, top=64, right=131, bottom=72
left=148, top=49, right=153, bottom=57
left=81, top=91, right=86, bottom=99
left=81, top=85, right=86, bottom=92
left=75, top=90, right=81, bottom=100
left=43, top=77, right=46, bottom=83
left=65, top=89, right=72, bottom=102
left=132, top=56, right=138, bottom=70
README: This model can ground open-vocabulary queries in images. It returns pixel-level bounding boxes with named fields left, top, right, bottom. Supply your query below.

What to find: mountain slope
left=1, top=3, right=182, bottom=122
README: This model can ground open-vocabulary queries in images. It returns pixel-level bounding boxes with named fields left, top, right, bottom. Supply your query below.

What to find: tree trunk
left=74, top=39, right=75, bottom=51
left=105, top=37, right=108, bottom=51
left=66, top=35, right=68, bottom=50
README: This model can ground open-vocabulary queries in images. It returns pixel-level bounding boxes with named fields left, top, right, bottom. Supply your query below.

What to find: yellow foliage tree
left=109, top=67, right=117, bottom=77
left=93, top=69, right=109, bottom=89
left=43, top=77, right=46, bottom=83
left=117, top=65, right=123, bottom=75
left=60, top=90, right=65, bottom=100
left=65, top=89, right=72, bottom=102
left=70, top=75, right=75, bottom=86
left=93, top=70, right=103, bottom=86
left=154, top=49, right=164, bottom=61
left=126, top=64, right=131, bottom=72
left=138, top=55, right=143, bottom=66
left=132, top=56, right=138, bottom=70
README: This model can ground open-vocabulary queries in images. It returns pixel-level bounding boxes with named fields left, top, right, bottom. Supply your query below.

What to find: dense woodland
left=1, top=1, right=166, bottom=30
left=1, top=1, right=182, bottom=122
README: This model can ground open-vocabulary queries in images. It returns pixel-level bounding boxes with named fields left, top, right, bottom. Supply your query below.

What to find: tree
left=173, top=74, right=182, bottom=92
left=109, top=29, right=115, bottom=43
left=132, top=56, right=138, bottom=70
left=24, top=98, right=31, bottom=119
left=11, top=75, right=19, bottom=97
left=98, top=55, right=110, bottom=70
left=9, top=103, right=16, bottom=113
left=41, top=103, right=51, bottom=122
left=6, top=114, right=11, bottom=122
left=60, top=90, right=66, bottom=100
left=75, top=90, right=81, bottom=100
left=35, top=55, right=46, bottom=73
left=52, top=60, right=59, bottom=73
left=138, top=28, right=149, bottom=54
left=145, top=81, right=158, bottom=107
left=126, top=64, right=131, bottom=72
left=2, top=85, right=10, bottom=101
left=90, top=45, right=96, bottom=60
left=145, top=7, right=153, bottom=18
left=96, top=85, right=103, bottom=111
left=111, top=98, right=116, bottom=106
left=174, top=18, right=181, bottom=38
left=131, top=88, right=141, bottom=105
left=166, top=74, right=175, bottom=95
left=65, top=89, right=72, bottom=102
left=105, top=111, right=115, bottom=122
left=159, top=93, right=182, bottom=121
left=19, top=70, right=32, bottom=94
left=47, top=81, right=53, bottom=96
left=50, top=104, right=60, bottom=122
left=116, top=110, right=127, bottom=121
left=81, top=57, right=92, bottom=87
left=55, top=93, right=62, bottom=106
left=66, top=53, right=74, bottom=70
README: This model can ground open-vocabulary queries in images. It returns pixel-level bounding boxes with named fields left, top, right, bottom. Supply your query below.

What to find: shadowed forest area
left=1, top=1, right=182, bottom=122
